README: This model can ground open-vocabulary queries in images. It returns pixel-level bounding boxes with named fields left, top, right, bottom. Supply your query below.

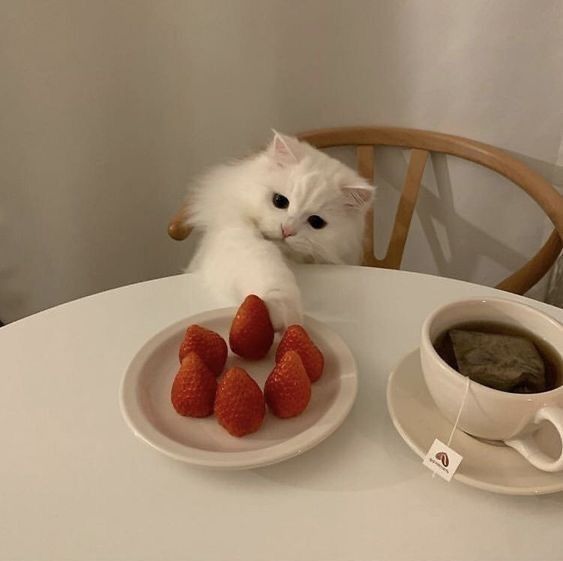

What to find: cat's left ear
left=341, top=183, right=374, bottom=209
left=268, top=130, right=301, bottom=166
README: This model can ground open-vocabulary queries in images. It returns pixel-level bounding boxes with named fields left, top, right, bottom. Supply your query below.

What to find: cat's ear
left=268, top=130, right=300, bottom=166
left=341, top=183, right=374, bottom=209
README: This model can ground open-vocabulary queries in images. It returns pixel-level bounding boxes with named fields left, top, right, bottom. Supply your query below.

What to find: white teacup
left=420, top=298, right=563, bottom=472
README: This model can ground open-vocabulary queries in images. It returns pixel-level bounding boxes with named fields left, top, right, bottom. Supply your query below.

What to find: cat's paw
left=263, top=290, right=303, bottom=332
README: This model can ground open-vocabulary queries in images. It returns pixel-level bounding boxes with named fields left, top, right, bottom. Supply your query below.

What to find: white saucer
left=386, top=349, right=563, bottom=495
left=120, top=308, right=357, bottom=469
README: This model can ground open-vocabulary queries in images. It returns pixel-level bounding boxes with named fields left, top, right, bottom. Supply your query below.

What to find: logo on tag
left=423, top=439, right=463, bottom=482
left=435, top=451, right=449, bottom=467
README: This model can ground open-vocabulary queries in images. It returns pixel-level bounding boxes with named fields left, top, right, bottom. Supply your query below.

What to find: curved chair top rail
left=297, top=126, right=562, bottom=294
left=168, top=126, right=563, bottom=295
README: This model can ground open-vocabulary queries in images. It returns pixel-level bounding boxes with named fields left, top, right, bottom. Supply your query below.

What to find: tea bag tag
left=423, top=439, right=463, bottom=481
left=423, top=376, right=470, bottom=482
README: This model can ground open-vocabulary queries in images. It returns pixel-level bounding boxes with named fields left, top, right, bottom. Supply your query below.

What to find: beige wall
left=1, top=0, right=562, bottom=322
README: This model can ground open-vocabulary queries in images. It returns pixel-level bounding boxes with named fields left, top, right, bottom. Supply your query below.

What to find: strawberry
left=214, top=367, right=266, bottom=437
left=229, top=295, right=274, bottom=360
left=275, top=324, right=324, bottom=382
left=178, top=324, right=227, bottom=376
left=171, top=352, right=217, bottom=417
left=264, top=351, right=311, bottom=418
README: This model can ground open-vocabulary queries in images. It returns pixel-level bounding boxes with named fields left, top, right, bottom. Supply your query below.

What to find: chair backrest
left=297, top=127, right=563, bottom=295
left=168, top=126, right=563, bottom=295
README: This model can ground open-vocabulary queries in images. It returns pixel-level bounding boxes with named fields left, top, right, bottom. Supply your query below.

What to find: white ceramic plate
left=120, top=308, right=358, bottom=469
left=386, top=349, right=563, bottom=495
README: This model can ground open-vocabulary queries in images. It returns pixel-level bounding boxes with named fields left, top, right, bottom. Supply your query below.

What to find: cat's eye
left=272, top=193, right=289, bottom=209
left=308, top=215, right=327, bottom=229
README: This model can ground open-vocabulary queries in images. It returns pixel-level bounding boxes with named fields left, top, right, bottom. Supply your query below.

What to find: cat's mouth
left=261, top=232, right=279, bottom=242
left=260, top=229, right=283, bottom=242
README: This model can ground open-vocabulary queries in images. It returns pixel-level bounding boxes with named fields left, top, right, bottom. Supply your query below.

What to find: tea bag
left=449, top=329, right=546, bottom=393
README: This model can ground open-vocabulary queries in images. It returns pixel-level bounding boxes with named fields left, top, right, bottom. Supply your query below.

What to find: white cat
left=186, top=132, right=374, bottom=330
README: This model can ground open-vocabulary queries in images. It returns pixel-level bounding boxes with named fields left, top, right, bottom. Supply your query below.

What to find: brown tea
left=433, top=321, right=562, bottom=393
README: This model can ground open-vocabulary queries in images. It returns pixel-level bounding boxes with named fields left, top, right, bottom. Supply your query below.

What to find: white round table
left=1, top=266, right=562, bottom=561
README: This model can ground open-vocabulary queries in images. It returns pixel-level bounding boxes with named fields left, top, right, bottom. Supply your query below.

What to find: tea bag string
left=447, top=376, right=471, bottom=447
left=431, top=377, right=471, bottom=480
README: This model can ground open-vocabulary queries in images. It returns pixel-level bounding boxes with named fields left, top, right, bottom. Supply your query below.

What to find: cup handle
left=505, top=407, right=563, bottom=472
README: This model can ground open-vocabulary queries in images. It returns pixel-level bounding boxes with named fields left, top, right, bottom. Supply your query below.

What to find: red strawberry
left=229, top=295, right=274, bottom=360
left=275, top=324, right=324, bottom=382
left=264, top=351, right=311, bottom=418
left=178, top=324, right=227, bottom=376
left=214, top=367, right=266, bottom=437
left=171, top=352, right=217, bottom=417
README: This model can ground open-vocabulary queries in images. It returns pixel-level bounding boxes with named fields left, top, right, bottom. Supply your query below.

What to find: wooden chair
left=168, top=126, right=563, bottom=295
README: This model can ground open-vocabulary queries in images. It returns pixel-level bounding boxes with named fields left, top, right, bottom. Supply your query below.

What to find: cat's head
left=251, top=132, right=374, bottom=264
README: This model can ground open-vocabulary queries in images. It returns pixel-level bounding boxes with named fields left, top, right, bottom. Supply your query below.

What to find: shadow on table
left=169, top=403, right=424, bottom=493
left=252, top=417, right=422, bottom=492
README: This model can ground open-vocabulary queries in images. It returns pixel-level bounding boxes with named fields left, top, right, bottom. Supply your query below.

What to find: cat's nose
left=281, top=225, right=296, bottom=238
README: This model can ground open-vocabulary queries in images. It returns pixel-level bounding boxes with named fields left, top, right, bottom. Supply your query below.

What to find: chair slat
left=380, top=149, right=429, bottom=269
left=356, top=146, right=379, bottom=266
left=356, top=145, right=374, bottom=182
left=362, top=206, right=379, bottom=266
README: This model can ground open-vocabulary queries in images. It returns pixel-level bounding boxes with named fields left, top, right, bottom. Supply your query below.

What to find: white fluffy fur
left=186, top=133, right=374, bottom=330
